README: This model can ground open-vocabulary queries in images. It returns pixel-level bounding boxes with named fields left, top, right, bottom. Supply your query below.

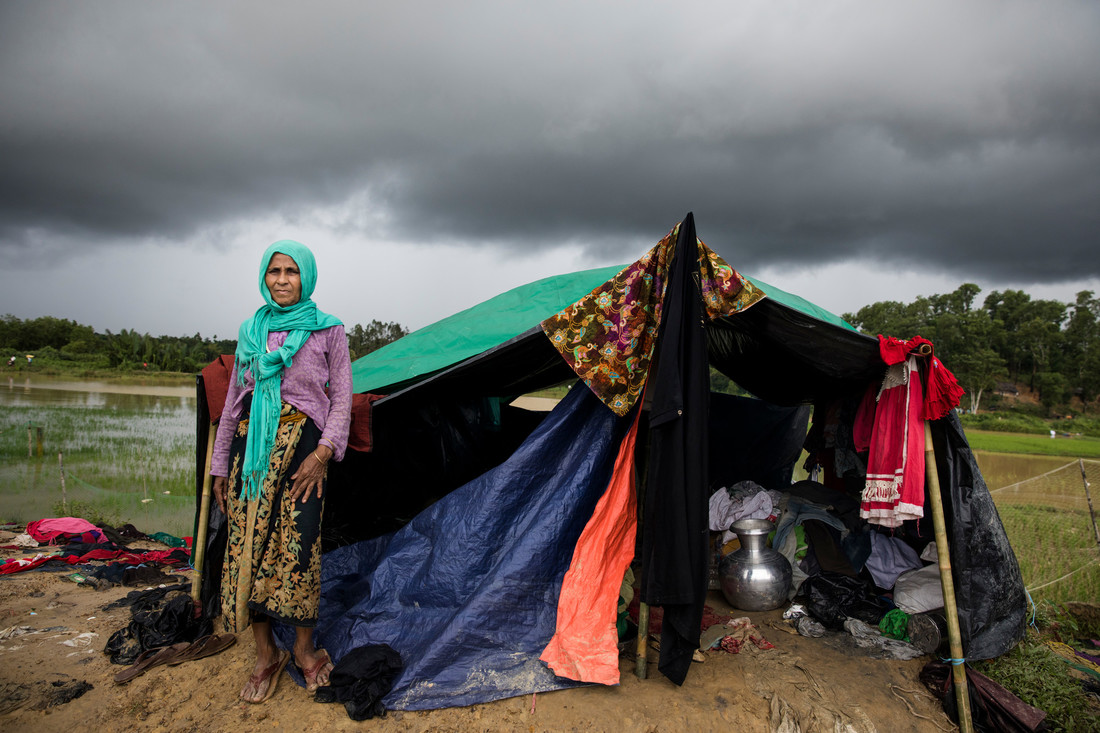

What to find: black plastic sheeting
left=930, top=413, right=1026, bottom=660
left=708, top=392, right=811, bottom=491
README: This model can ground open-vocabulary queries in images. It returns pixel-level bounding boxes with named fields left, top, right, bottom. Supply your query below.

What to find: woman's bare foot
left=294, top=644, right=334, bottom=692
left=239, top=648, right=290, bottom=703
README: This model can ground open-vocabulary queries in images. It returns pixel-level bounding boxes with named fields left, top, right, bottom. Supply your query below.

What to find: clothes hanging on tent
left=856, top=356, right=926, bottom=528
left=878, top=335, right=964, bottom=421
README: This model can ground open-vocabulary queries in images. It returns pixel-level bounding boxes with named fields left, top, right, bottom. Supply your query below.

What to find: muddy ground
left=0, top=535, right=957, bottom=732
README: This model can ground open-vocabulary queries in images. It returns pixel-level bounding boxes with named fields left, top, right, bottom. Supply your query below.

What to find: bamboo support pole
left=924, top=421, right=973, bottom=733
left=634, top=602, right=649, bottom=679
left=1080, top=459, right=1100, bottom=550
left=190, top=426, right=218, bottom=609
left=27, top=426, right=33, bottom=458
left=58, top=450, right=68, bottom=514
left=36, top=426, right=43, bottom=457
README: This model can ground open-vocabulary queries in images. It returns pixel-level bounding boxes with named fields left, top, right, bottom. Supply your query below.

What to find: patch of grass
left=51, top=500, right=122, bottom=529
left=963, top=430, right=1100, bottom=458
left=961, top=412, right=1053, bottom=435
left=975, top=630, right=1100, bottom=732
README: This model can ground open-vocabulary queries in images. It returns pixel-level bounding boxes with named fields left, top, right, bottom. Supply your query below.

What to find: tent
left=195, top=213, right=1025, bottom=710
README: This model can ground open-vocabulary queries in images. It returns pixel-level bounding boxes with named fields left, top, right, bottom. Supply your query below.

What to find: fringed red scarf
left=877, top=335, right=965, bottom=420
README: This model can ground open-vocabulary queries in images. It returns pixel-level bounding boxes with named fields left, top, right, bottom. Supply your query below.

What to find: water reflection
left=1, top=375, right=195, bottom=411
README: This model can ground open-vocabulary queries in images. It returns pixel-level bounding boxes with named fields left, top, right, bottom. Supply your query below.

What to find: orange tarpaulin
left=540, top=412, right=640, bottom=684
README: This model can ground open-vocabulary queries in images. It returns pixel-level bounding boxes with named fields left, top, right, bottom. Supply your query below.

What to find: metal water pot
left=718, top=518, right=791, bottom=611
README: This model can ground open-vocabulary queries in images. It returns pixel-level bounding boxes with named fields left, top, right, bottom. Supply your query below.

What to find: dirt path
left=0, top=545, right=956, bottom=732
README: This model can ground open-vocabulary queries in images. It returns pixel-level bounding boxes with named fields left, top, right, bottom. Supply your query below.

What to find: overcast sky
left=2, top=1, right=1098, bottom=340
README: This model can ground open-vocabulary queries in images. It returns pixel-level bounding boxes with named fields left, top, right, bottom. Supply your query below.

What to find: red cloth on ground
left=0, top=548, right=187, bottom=575
left=26, top=518, right=105, bottom=545
left=347, top=393, right=387, bottom=453
left=541, top=412, right=640, bottom=684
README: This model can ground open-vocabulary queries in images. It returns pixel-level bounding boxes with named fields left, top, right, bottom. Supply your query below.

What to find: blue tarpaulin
left=278, top=385, right=631, bottom=710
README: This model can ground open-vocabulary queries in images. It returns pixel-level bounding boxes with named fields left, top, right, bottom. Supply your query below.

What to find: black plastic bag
left=803, top=571, right=891, bottom=630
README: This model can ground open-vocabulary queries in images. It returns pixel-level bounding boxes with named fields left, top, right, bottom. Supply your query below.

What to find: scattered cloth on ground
left=843, top=618, right=924, bottom=660
left=25, top=517, right=106, bottom=545
left=0, top=547, right=189, bottom=576
left=716, top=617, right=775, bottom=653
left=2, top=533, right=39, bottom=549
left=0, top=678, right=93, bottom=714
left=878, top=608, right=911, bottom=641
left=147, top=532, right=187, bottom=548
left=314, top=644, right=403, bottom=721
left=796, top=617, right=827, bottom=638
left=1044, top=640, right=1100, bottom=682
left=60, top=631, right=98, bottom=648
left=103, top=584, right=212, bottom=665
left=97, top=523, right=155, bottom=547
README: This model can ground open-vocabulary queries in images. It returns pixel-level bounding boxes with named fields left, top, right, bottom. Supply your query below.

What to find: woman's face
left=265, top=252, right=302, bottom=307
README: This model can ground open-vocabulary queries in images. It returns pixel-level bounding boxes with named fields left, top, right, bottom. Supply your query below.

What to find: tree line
left=845, top=286, right=1100, bottom=414
left=0, top=315, right=409, bottom=373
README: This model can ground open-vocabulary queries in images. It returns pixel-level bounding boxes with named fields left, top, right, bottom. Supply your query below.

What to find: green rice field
left=0, top=380, right=197, bottom=537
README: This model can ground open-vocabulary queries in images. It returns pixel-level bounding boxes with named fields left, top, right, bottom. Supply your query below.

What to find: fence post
left=58, top=451, right=68, bottom=514
left=1080, top=459, right=1100, bottom=550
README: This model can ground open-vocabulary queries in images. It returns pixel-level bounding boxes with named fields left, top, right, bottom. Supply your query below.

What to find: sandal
left=166, top=633, right=237, bottom=666
left=113, top=641, right=190, bottom=684
left=300, top=648, right=333, bottom=692
left=240, top=649, right=290, bottom=704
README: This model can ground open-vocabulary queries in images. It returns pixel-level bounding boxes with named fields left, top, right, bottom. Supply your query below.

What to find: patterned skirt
left=221, top=401, right=326, bottom=633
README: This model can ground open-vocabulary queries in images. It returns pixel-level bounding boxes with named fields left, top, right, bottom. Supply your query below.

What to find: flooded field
left=0, top=376, right=198, bottom=537
left=972, top=451, right=1078, bottom=491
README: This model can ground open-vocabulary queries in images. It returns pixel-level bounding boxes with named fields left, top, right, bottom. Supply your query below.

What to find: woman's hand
left=212, top=475, right=228, bottom=514
left=290, top=444, right=332, bottom=503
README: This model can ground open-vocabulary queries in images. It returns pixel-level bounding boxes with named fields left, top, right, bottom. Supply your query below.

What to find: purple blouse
left=210, top=324, right=352, bottom=477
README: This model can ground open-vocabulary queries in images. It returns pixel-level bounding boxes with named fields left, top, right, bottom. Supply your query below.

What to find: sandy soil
left=0, top=535, right=958, bottom=733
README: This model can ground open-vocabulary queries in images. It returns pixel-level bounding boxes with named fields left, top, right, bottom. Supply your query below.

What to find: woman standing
left=211, top=240, right=351, bottom=703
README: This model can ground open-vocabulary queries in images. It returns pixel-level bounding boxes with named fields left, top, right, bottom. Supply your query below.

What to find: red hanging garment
left=860, top=356, right=926, bottom=528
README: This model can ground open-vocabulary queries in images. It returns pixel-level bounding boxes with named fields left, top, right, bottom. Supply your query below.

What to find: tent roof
left=352, top=262, right=866, bottom=399
left=351, top=265, right=623, bottom=395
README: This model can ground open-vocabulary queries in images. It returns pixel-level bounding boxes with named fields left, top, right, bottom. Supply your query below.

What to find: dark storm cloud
left=1, top=1, right=1098, bottom=282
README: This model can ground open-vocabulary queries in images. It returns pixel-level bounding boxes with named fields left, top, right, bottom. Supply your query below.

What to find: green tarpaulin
left=351, top=262, right=857, bottom=396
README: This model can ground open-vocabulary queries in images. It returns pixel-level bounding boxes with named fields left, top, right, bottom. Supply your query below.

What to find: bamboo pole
left=36, top=426, right=43, bottom=457
left=58, top=450, right=68, bottom=514
left=635, top=602, right=649, bottom=679
left=190, top=426, right=217, bottom=609
left=1080, top=459, right=1100, bottom=550
left=634, top=423, right=651, bottom=680
left=27, top=426, right=33, bottom=458
left=924, top=421, right=973, bottom=733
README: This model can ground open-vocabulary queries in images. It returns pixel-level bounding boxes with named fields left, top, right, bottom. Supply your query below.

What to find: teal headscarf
left=234, top=240, right=342, bottom=500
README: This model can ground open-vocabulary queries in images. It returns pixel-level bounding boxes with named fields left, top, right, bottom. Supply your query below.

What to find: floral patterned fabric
left=541, top=224, right=766, bottom=416
left=222, top=401, right=326, bottom=633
